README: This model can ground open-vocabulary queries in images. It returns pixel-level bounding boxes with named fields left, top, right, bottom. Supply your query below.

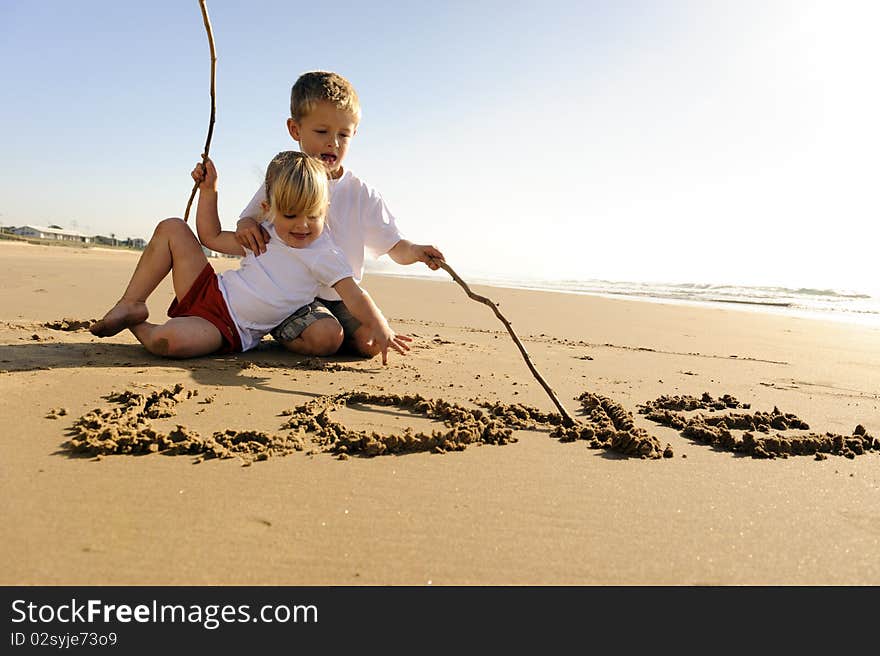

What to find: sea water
left=367, top=263, right=880, bottom=328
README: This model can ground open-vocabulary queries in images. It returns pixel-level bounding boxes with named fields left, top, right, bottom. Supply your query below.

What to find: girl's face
left=269, top=206, right=325, bottom=249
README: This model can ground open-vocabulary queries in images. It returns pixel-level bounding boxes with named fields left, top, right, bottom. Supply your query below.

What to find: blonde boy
left=235, top=71, right=444, bottom=358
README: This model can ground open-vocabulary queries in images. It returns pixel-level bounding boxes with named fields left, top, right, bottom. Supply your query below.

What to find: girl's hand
left=367, top=324, right=412, bottom=365
left=191, top=155, right=218, bottom=192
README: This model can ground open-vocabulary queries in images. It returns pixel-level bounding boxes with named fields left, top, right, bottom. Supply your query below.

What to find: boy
left=234, top=71, right=444, bottom=358
left=89, top=151, right=410, bottom=365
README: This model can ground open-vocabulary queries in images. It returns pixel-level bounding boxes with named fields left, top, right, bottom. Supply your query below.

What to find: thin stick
left=432, top=259, right=576, bottom=427
left=183, top=0, right=217, bottom=223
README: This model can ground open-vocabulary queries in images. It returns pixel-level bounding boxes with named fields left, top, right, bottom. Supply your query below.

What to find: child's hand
left=366, top=323, right=412, bottom=365
left=191, top=155, right=217, bottom=192
left=235, top=217, right=271, bottom=255
left=413, top=244, right=445, bottom=270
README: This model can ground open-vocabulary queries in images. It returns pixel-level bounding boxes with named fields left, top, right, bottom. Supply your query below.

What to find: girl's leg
left=91, top=218, right=209, bottom=336
left=130, top=316, right=224, bottom=358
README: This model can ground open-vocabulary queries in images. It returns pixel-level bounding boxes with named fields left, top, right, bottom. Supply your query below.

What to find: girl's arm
left=192, top=157, right=246, bottom=257
left=332, top=277, right=411, bottom=365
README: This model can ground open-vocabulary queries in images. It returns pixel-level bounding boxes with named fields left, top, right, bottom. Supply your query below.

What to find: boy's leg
left=281, top=318, right=344, bottom=356
left=349, top=325, right=383, bottom=358
left=130, top=316, right=224, bottom=358
left=322, top=300, right=380, bottom=358
left=91, top=218, right=209, bottom=336
left=270, top=302, right=344, bottom=356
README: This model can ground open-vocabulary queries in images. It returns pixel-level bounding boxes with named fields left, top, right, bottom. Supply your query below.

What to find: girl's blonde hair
left=264, top=151, right=329, bottom=220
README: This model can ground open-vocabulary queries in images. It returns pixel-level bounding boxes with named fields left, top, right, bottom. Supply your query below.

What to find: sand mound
left=281, top=392, right=519, bottom=457
left=549, top=392, right=673, bottom=459
left=638, top=392, right=878, bottom=459
left=43, top=318, right=96, bottom=331
left=60, top=385, right=676, bottom=463
left=63, top=384, right=306, bottom=465
left=61, top=384, right=876, bottom=464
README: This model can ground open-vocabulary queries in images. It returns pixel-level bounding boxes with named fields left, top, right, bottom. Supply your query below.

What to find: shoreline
left=5, top=240, right=876, bottom=328
left=365, top=267, right=880, bottom=329
left=2, top=240, right=880, bottom=585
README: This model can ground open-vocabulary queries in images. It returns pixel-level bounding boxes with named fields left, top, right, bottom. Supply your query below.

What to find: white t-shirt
left=239, top=168, right=403, bottom=301
left=217, top=224, right=352, bottom=351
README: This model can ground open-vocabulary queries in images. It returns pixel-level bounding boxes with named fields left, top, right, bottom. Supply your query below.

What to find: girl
left=90, top=151, right=410, bottom=365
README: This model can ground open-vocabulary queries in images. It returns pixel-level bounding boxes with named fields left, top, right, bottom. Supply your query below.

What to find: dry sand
left=2, top=239, right=879, bottom=585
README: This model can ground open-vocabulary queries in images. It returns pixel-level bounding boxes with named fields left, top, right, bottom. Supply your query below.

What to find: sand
left=2, top=239, right=880, bottom=585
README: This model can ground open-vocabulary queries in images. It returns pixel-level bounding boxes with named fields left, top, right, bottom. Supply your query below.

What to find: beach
left=2, top=239, right=879, bottom=585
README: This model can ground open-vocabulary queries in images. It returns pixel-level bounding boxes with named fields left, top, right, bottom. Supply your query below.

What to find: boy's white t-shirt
left=217, top=223, right=352, bottom=351
left=239, top=168, right=403, bottom=301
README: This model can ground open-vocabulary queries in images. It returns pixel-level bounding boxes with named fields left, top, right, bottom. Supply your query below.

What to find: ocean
left=366, top=264, right=880, bottom=328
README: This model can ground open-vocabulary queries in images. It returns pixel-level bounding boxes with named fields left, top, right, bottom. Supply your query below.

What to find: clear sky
left=2, top=1, right=878, bottom=293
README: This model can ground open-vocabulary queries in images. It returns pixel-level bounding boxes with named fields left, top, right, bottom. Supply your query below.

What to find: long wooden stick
left=432, top=259, right=576, bottom=427
left=183, top=0, right=217, bottom=222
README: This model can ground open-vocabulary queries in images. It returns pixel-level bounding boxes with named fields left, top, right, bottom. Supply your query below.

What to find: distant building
left=95, top=235, right=147, bottom=250
left=5, top=225, right=148, bottom=250
left=200, top=245, right=239, bottom=259
left=11, top=225, right=93, bottom=244
left=93, top=235, right=119, bottom=246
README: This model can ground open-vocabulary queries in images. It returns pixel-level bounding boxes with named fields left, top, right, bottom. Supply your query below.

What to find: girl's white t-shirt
left=239, top=168, right=403, bottom=301
left=217, top=224, right=352, bottom=351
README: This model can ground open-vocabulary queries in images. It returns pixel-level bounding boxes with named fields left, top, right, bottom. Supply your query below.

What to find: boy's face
left=267, top=205, right=326, bottom=249
left=287, top=100, right=358, bottom=179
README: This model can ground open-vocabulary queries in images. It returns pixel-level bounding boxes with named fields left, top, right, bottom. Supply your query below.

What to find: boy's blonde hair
left=290, top=71, right=361, bottom=123
left=264, top=151, right=329, bottom=220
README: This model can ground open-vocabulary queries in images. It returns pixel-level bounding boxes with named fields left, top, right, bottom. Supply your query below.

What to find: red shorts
left=167, top=263, right=242, bottom=354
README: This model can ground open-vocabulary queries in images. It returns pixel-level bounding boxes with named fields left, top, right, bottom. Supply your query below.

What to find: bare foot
left=89, top=301, right=149, bottom=337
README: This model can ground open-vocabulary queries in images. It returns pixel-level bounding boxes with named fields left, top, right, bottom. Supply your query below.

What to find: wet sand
left=2, top=240, right=880, bottom=585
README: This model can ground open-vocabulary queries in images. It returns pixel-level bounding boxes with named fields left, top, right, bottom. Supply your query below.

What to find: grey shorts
left=269, top=298, right=362, bottom=343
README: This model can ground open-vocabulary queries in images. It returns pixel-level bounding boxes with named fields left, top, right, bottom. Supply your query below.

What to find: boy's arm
left=236, top=217, right=271, bottom=255
left=357, top=187, right=443, bottom=269
left=192, top=158, right=246, bottom=257
left=235, top=186, right=271, bottom=255
left=387, top=239, right=445, bottom=270
left=332, top=277, right=412, bottom=365
left=359, top=189, right=442, bottom=268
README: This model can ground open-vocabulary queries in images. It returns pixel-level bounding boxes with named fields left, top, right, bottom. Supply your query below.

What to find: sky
left=1, top=0, right=878, bottom=294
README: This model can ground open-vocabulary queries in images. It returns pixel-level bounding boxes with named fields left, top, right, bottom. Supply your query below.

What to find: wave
left=365, top=264, right=880, bottom=325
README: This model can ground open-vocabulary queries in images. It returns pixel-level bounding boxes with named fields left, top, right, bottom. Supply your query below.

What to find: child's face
left=270, top=207, right=326, bottom=249
left=287, top=100, right=358, bottom=179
